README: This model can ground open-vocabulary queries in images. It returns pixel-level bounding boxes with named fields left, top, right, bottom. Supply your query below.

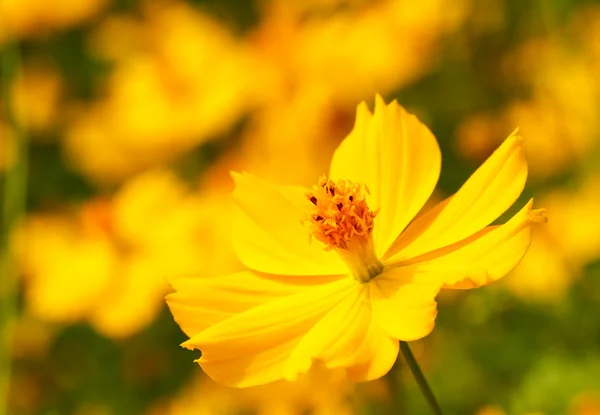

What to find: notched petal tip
left=354, top=101, right=373, bottom=127
left=504, top=130, right=525, bottom=150
left=374, top=94, right=387, bottom=110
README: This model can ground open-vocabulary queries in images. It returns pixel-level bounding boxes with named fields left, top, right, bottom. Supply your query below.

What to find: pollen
left=306, top=176, right=383, bottom=283
left=306, top=175, right=377, bottom=251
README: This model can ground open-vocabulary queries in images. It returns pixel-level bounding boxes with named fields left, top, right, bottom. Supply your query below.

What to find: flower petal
left=413, top=199, right=543, bottom=289
left=384, top=129, right=527, bottom=262
left=199, top=340, right=301, bottom=387
left=343, top=313, right=399, bottom=382
left=282, top=283, right=400, bottom=383
left=166, top=271, right=327, bottom=337
left=283, top=284, right=366, bottom=380
left=231, top=172, right=347, bottom=276
left=182, top=278, right=356, bottom=387
left=370, top=267, right=441, bottom=341
left=329, top=96, right=441, bottom=256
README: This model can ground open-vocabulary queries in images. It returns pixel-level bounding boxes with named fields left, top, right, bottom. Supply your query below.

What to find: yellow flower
left=11, top=62, right=63, bottom=134
left=0, top=0, right=107, bottom=42
left=502, top=175, right=600, bottom=302
left=14, top=169, right=241, bottom=338
left=149, top=367, right=387, bottom=415
left=167, top=96, right=546, bottom=387
left=457, top=32, right=600, bottom=180
left=570, top=391, right=600, bottom=415
left=65, top=2, right=269, bottom=183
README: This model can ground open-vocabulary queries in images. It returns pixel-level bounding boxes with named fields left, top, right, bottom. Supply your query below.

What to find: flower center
left=306, top=175, right=383, bottom=283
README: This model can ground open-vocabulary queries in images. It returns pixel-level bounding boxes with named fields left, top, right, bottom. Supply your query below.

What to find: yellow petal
left=199, top=339, right=301, bottom=387
left=90, top=255, right=169, bottom=338
left=324, top=284, right=400, bottom=382
left=231, top=172, right=347, bottom=276
left=283, top=283, right=400, bottom=383
left=344, top=314, right=399, bottom=382
left=329, top=96, right=441, bottom=256
left=413, top=199, right=542, bottom=289
left=183, top=279, right=356, bottom=386
left=166, top=271, right=320, bottom=337
left=282, top=284, right=365, bottom=379
left=370, top=267, right=441, bottom=341
left=384, top=129, right=527, bottom=262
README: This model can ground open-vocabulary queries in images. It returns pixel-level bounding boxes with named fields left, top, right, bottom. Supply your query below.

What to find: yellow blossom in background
left=501, top=228, right=574, bottom=303
left=475, top=406, right=508, bottom=415
left=60, top=0, right=471, bottom=185
left=475, top=407, right=548, bottom=415
left=457, top=29, right=600, bottom=180
left=474, top=391, right=600, bottom=415
left=11, top=62, right=64, bottom=134
left=237, top=87, right=353, bottom=186
left=149, top=367, right=388, bottom=415
left=503, top=175, right=600, bottom=302
left=228, top=0, right=470, bottom=186
left=570, top=392, right=600, bottom=415
left=572, top=5, right=600, bottom=68
left=541, top=176, right=600, bottom=266
left=0, top=0, right=108, bottom=42
left=288, top=0, right=468, bottom=103
left=167, top=96, right=545, bottom=387
left=15, top=210, right=118, bottom=324
left=15, top=169, right=241, bottom=337
left=64, top=1, right=270, bottom=183
left=250, top=0, right=469, bottom=104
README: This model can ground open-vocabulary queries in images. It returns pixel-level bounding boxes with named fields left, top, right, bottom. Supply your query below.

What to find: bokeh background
left=1, top=0, right=600, bottom=414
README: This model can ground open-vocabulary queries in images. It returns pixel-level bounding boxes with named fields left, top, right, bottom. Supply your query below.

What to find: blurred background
left=1, top=0, right=600, bottom=414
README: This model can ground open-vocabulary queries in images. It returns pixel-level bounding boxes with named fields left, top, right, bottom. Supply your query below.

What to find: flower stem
left=399, top=341, right=443, bottom=415
left=0, top=36, right=28, bottom=415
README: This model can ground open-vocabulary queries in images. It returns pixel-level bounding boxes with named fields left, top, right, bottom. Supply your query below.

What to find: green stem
left=399, top=341, right=443, bottom=415
left=0, top=37, right=28, bottom=415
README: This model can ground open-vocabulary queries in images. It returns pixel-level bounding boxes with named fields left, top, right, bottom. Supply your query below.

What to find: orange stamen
left=306, top=175, right=382, bottom=282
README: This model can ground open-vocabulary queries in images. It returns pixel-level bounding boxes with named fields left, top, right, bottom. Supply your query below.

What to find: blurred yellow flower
left=290, top=0, right=468, bottom=103
left=542, top=177, right=600, bottom=266
left=167, top=96, right=545, bottom=387
left=0, top=0, right=107, bottom=42
left=570, top=391, right=600, bottom=415
left=149, top=367, right=387, bottom=415
left=252, top=0, right=468, bottom=106
left=457, top=32, right=599, bottom=180
left=65, top=1, right=269, bottom=183
left=501, top=228, right=573, bottom=303
left=503, top=175, right=600, bottom=302
left=238, top=86, right=354, bottom=186
left=16, top=169, right=241, bottom=337
left=12, top=62, right=63, bottom=134
left=475, top=406, right=508, bottom=415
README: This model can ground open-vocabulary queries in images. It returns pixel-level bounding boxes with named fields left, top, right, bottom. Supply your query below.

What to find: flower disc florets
left=306, top=175, right=382, bottom=282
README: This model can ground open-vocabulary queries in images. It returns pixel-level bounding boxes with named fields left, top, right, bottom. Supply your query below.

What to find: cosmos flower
left=149, top=367, right=388, bottom=415
left=15, top=169, right=238, bottom=338
left=167, top=96, right=546, bottom=387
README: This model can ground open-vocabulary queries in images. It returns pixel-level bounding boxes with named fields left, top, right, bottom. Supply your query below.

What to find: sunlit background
left=1, top=0, right=600, bottom=414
